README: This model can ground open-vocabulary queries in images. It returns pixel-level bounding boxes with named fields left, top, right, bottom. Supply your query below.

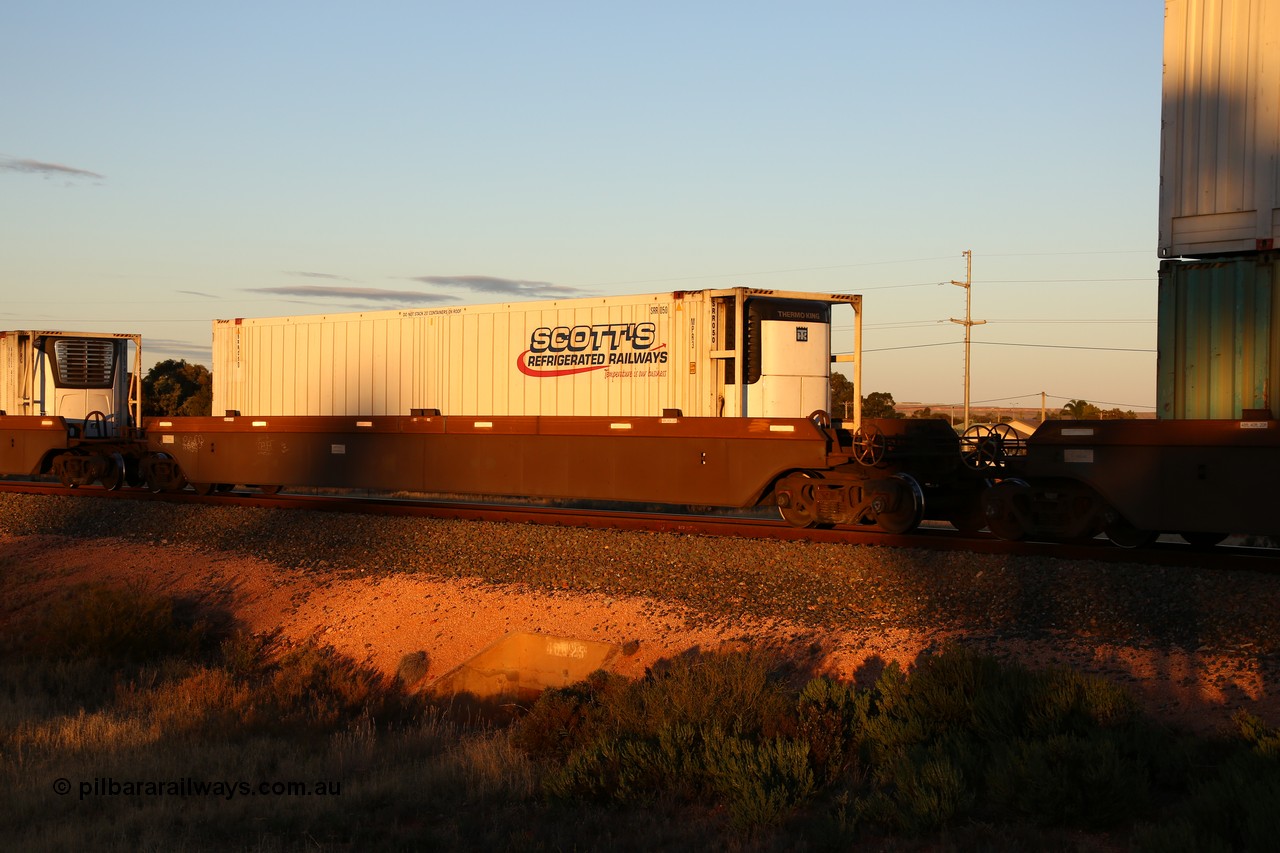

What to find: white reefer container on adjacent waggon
left=0, top=330, right=141, bottom=434
left=212, top=288, right=862, bottom=420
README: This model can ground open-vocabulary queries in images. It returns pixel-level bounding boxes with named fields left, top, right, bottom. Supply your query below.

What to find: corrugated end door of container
left=0, top=334, right=20, bottom=414
left=1157, top=256, right=1278, bottom=419
left=211, top=322, right=231, bottom=414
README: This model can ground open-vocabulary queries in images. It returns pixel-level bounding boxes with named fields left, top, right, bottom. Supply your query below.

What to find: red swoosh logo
left=516, top=351, right=610, bottom=378
left=516, top=343, right=667, bottom=378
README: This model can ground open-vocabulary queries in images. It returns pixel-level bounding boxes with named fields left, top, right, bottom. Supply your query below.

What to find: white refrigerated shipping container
left=212, top=288, right=862, bottom=420
left=1160, top=0, right=1280, bottom=257
left=0, top=330, right=141, bottom=433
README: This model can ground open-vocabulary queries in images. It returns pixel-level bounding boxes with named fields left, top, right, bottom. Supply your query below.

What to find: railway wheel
left=1104, top=515, right=1157, bottom=549
left=257, top=484, right=284, bottom=495
left=124, top=457, right=145, bottom=488
left=873, top=474, right=924, bottom=535
left=142, top=453, right=187, bottom=493
left=1179, top=531, right=1227, bottom=548
left=189, top=482, right=216, bottom=496
left=54, top=452, right=93, bottom=488
left=56, top=455, right=80, bottom=488
left=777, top=474, right=820, bottom=528
left=948, top=504, right=988, bottom=535
left=983, top=479, right=1028, bottom=541
left=852, top=423, right=887, bottom=466
left=100, top=453, right=126, bottom=491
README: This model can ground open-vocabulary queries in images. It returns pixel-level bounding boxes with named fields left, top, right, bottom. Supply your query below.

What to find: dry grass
left=3, top=582, right=1279, bottom=851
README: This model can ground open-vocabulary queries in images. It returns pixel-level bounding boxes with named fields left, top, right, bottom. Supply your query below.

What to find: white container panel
left=0, top=331, right=139, bottom=429
left=211, top=290, right=858, bottom=419
left=758, top=320, right=831, bottom=378
left=1160, top=0, right=1280, bottom=257
left=0, top=334, right=20, bottom=414
left=331, top=322, right=348, bottom=415
left=318, top=323, right=334, bottom=417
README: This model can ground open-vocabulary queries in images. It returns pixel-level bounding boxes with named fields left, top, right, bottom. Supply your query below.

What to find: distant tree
left=909, top=406, right=954, bottom=424
left=906, top=404, right=957, bottom=425
left=1099, top=408, right=1137, bottom=420
left=829, top=371, right=858, bottom=418
left=862, top=391, right=903, bottom=419
left=1060, top=399, right=1100, bottom=420
left=142, top=359, right=212, bottom=416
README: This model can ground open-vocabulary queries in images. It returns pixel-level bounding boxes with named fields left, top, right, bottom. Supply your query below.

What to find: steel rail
left=1, top=480, right=1277, bottom=572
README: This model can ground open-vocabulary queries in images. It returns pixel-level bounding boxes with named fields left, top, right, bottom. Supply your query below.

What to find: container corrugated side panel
left=425, top=294, right=691, bottom=418
left=1157, top=255, right=1279, bottom=417
left=213, top=292, right=764, bottom=417
left=221, top=296, right=679, bottom=417
left=0, top=334, right=19, bottom=414
left=1159, top=0, right=1280, bottom=257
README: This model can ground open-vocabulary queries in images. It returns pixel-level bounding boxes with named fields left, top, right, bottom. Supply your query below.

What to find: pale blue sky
left=2, top=1, right=1163, bottom=411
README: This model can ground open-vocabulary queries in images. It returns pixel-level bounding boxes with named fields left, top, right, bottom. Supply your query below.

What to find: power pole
left=949, top=250, right=986, bottom=431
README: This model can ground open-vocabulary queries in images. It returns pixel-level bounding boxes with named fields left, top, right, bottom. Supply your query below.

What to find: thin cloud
left=176, top=290, right=220, bottom=299
left=142, top=338, right=213, bottom=364
left=411, top=275, right=581, bottom=299
left=0, top=156, right=104, bottom=181
left=286, top=271, right=353, bottom=282
left=243, top=285, right=460, bottom=305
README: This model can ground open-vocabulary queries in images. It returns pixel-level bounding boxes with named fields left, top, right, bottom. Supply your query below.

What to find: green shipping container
left=1157, top=254, right=1280, bottom=419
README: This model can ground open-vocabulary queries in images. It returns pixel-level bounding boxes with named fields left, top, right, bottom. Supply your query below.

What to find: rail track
left=3, top=478, right=1277, bottom=572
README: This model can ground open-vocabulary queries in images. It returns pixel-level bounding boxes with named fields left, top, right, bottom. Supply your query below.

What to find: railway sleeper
left=775, top=471, right=924, bottom=533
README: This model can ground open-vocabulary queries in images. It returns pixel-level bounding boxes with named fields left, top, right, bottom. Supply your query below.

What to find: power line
left=911, top=392, right=1156, bottom=412
left=582, top=248, right=1154, bottom=289
left=863, top=341, right=960, bottom=352
left=983, top=250, right=1151, bottom=258
left=861, top=281, right=948, bottom=290
left=590, top=255, right=960, bottom=288
left=863, top=340, right=1155, bottom=353
left=841, top=317, right=1155, bottom=331
left=982, top=318, right=1155, bottom=324
left=1042, top=393, right=1155, bottom=409
left=978, top=277, right=1155, bottom=284
left=978, top=341, right=1154, bottom=353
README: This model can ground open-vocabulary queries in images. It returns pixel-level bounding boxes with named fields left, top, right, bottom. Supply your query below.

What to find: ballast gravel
left=2, top=493, right=1278, bottom=734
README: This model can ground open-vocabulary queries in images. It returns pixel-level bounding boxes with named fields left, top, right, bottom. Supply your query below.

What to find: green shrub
left=849, top=645, right=1163, bottom=835
left=1135, top=713, right=1280, bottom=852
left=796, top=676, right=870, bottom=785
left=1023, top=666, right=1138, bottom=736
left=987, top=732, right=1151, bottom=827
left=511, top=672, right=624, bottom=760
left=527, top=651, right=810, bottom=827
left=618, top=649, right=794, bottom=737
left=515, top=650, right=792, bottom=763
left=702, top=727, right=815, bottom=827
left=543, top=723, right=700, bottom=803
left=256, top=641, right=405, bottom=734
